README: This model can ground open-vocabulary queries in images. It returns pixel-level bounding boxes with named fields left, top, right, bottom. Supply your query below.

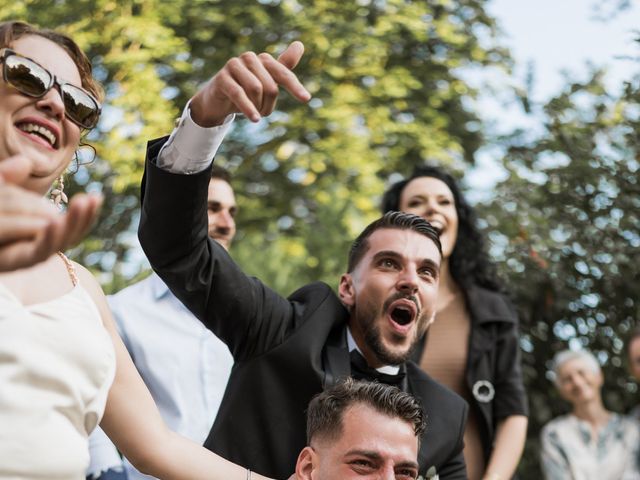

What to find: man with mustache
left=88, top=165, right=237, bottom=480
left=138, top=42, right=468, bottom=479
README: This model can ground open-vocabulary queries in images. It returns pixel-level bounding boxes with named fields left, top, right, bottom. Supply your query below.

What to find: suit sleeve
left=436, top=401, right=469, bottom=480
left=138, top=137, right=297, bottom=362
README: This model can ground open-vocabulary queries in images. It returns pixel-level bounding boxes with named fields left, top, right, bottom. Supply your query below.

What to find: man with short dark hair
left=296, top=378, right=425, bottom=480
left=88, top=166, right=237, bottom=480
left=205, top=165, right=236, bottom=249
left=138, top=43, right=468, bottom=479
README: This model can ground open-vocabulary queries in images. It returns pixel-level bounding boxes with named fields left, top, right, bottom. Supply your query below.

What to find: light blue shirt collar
left=149, top=272, right=172, bottom=300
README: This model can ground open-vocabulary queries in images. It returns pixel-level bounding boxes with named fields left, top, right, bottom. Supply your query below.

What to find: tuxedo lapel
left=406, top=371, right=429, bottom=473
left=322, top=325, right=350, bottom=388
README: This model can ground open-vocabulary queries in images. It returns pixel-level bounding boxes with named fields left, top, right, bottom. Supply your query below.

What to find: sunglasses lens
left=61, top=85, right=100, bottom=128
left=4, top=54, right=51, bottom=97
left=4, top=52, right=100, bottom=129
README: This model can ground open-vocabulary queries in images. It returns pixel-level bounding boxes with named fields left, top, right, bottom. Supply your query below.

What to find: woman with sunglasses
left=0, top=21, right=274, bottom=480
left=382, top=166, right=529, bottom=480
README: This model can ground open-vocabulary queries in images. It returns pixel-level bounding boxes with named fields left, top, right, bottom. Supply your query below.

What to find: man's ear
left=338, top=273, right=355, bottom=307
left=294, top=446, right=317, bottom=480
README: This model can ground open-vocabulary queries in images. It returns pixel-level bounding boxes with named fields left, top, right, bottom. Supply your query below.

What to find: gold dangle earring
left=50, top=175, right=68, bottom=207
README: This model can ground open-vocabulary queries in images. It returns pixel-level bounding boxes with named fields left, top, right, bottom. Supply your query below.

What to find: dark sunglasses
left=0, top=48, right=101, bottom=129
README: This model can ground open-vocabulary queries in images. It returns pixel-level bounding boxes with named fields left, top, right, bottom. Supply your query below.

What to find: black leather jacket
left=412, top=284, right=529, bottom=463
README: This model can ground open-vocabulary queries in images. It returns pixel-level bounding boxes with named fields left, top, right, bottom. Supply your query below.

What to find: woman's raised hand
left=0, top=155, right=102, bottom=272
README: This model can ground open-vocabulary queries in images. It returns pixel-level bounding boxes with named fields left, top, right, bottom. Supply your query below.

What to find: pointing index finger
left=263, top=57, right=310, bottom=103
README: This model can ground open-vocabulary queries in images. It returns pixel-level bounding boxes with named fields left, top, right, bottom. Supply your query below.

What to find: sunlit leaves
left=482, top=68, right=640, bottom=477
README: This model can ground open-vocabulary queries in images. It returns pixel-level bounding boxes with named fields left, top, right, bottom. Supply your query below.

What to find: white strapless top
left=0, top=279, right=116, bottom=479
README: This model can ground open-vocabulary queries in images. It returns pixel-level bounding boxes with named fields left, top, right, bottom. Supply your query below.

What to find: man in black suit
left=138, top=42, right=468, bottom=480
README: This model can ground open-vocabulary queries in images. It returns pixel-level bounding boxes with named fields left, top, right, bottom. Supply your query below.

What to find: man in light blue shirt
left=87, top=166, right=236, bottom=480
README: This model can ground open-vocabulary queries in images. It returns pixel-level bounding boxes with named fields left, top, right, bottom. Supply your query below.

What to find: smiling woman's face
left=0, top=35, right=82, bottom=195
left=556, top=357, right=603, bottom=406
left=399, top=176, right=459, bottom=260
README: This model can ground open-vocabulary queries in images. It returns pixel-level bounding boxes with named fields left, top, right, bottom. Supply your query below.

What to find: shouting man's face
left=340, top=228, right=440, bottom=367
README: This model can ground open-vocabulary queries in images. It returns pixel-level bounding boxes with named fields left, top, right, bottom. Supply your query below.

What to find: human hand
left=190, top=41, right=311, bottom=127
left=0, top=155, right=103, bottom=272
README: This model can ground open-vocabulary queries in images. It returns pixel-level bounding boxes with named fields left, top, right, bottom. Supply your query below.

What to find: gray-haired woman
left=540, top=349, right=640, bottom=480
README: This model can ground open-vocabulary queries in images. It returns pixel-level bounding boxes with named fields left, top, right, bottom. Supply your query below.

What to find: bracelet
left=246, top=469, right=252, bottom=480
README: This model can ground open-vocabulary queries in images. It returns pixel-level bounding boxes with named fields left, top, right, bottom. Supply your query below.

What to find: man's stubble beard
left=354, top=294, right=428, bottom=366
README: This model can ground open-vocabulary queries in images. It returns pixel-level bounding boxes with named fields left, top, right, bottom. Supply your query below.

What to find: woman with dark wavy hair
left=382, top=165, right=528, bottom=480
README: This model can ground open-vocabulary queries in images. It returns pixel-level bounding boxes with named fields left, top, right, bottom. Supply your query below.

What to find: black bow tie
left=349, top=350, right=406, bottom=388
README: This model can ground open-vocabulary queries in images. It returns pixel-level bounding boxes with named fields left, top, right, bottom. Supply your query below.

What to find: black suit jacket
left=138, top=138, right=469, bottom=479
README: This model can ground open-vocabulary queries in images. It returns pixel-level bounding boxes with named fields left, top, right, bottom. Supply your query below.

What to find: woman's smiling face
left=556, top=357, right=603, bottom=406
left=399, top=176, right=459, bottom=260
left=0, top=35, right=83, bottom=194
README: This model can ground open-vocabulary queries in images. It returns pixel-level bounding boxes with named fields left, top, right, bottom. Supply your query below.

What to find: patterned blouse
left=540, top=413, right=640, bottom=480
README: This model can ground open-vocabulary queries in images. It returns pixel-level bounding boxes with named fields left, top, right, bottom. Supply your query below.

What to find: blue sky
left=489, top=0, right=639, bottom=101
left=465, top=0, right=640, bottom=196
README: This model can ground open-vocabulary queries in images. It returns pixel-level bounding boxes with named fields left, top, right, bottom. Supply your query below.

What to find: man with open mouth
left=138, top=42, right=469, bottom=480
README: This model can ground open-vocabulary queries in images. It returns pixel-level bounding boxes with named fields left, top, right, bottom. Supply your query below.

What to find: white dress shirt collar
left=346, top=327, right=400, bottom=375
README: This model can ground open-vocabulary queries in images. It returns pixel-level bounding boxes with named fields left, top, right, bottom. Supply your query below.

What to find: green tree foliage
left=1, top=0, right=189, bottom=289
left=481, top=69, right=640, bottom=477
left=12, top=3, right=640, bottom=476
left=0, top=0, right=508, bottom=293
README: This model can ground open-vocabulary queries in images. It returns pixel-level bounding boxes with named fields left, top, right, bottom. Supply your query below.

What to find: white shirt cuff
left=156, top=101, right=235, bottom=174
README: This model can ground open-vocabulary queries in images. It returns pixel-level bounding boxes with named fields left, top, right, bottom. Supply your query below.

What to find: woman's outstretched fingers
left=62, top=193, right=103, bottom=248
left=0, top=155, right=32, bottom=186
left=0, top=216, right=49, bottom=244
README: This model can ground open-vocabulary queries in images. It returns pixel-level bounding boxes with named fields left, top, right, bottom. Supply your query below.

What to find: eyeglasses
left=0, top=48, right=101, bottom=129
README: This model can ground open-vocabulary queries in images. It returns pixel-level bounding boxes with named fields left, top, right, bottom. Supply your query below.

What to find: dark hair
left=306, top=378, right=426, bottom=445
left=211, top=164, right=232, bottom=183
left=347, top=211, right=441, bottom=273
left=381, top=165, right=501, bottom=291
left=0, top=21, right=103, bottom=102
